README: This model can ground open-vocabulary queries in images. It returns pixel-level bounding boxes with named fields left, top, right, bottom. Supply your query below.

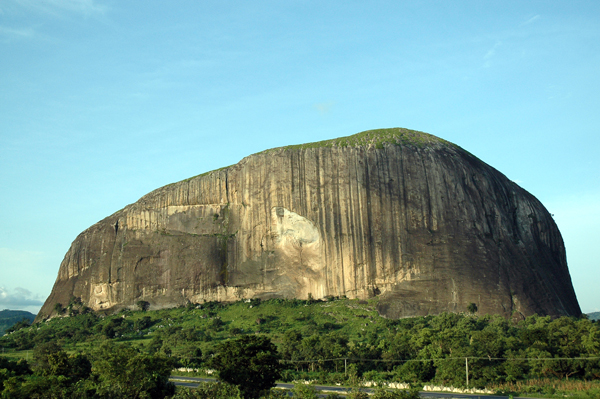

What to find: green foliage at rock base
left=1, top=297, right=599, bottom=397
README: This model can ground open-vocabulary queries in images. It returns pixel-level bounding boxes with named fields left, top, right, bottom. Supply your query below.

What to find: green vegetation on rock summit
left=264, top=127, right=454, bottom=152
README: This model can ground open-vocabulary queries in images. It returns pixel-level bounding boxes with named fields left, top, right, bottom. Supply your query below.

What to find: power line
left=281, top=356, right=600, bottom=363
left=281, top=355, right=600, bottom=385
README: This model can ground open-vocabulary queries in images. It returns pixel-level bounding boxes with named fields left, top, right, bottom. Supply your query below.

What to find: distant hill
left=0, top=309, right=36, bottom=335
left=588, top=312, right=600, bottom=321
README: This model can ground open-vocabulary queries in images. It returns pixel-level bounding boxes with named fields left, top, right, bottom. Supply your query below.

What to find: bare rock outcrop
left=38, top=128, right=581, bottom=319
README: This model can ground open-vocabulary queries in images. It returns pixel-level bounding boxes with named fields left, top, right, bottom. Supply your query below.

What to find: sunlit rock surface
left=38, top=128, right=581, bottom=320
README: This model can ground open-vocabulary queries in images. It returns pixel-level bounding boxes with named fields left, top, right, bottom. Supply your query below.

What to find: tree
left=137, top=300, right=150, bottom=312
left=92, top=341, right=175, bottom=398
left=467, top=303, right=478, bottom=314
left=5, top=318, right=31, bottom=334
left=176, top=345, right=203, bottom=368
left=291, top=383, right=320, bottom=399
left=32, top=342, right=63, bottom=373
left=32, top=342, right=91, bottom=382
left=0, top=357, right=31, bottom=393
left=4, top=343, right=92, bottom=398
left=67, top=295, right=83, bottom=315
left=280, top=329, right=303, bottom=366
left=134, top=315, right=153, bottom=331
left=53, top=302, right=64, bottom=315
left=210, top=335, right=282, bottom=399
left=101, top=317, right=124, bottom=338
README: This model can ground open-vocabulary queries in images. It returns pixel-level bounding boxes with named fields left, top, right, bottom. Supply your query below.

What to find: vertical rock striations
left=38, top=128, right=581, bottom=319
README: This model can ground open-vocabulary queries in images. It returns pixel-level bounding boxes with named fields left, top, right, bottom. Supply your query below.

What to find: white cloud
left=9, top=0, right=107, bottom=17
left=0, top=249, right=52, bottom=314
left=0, top=286, right=44, bottom=310
left=48, top=0, right=106, bottom=16
left=521, top=14, right=541, bottom=26
left=0, top=0, right=107, bottom=41
left=314, top=101, right=335, bottom=115
left=0, top=25, right=35, bottom=39
left=483, top=41, right=502, bottom=68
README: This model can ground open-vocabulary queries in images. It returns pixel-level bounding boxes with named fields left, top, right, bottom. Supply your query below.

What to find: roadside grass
left=490, top=378, right=600, bottom=398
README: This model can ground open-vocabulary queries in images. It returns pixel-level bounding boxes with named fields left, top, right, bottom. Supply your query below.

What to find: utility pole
left=345, top=358, right=347, bottom=375
left=465, top=357, right=469, bottom=387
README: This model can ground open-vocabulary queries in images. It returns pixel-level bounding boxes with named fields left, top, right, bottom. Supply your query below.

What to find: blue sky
left=1, top=0, right=598, bottom=314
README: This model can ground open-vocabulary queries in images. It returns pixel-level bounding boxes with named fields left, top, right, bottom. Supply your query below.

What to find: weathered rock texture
left=38, top=128, right=581, bottom=320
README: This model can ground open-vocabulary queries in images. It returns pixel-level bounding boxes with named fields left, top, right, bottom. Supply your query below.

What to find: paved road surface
left=169, top=376, right=536, bottom=399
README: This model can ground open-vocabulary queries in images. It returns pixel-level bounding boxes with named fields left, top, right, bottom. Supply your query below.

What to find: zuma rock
left=38, top=128, right=581, bottom=319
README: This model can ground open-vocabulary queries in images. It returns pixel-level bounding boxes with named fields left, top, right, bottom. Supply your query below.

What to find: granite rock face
left=38, top=128, right=581, bottom=319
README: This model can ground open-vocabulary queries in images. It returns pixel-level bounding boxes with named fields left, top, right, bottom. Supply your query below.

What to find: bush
left=371, top=387, right=420, bottom=399
left=347, top=388, right=369, bottom=399
left=137, top=300, right=150, bottom=312
left=291, top=383, right=320, bottom=399
left=172, top=382, right=242, bottom=398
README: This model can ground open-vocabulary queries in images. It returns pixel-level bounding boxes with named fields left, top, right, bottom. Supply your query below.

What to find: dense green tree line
left=0, top=333, right=418, bottom=399
left=279, top=312, right=600, bottom=387
left=0, top=341, right=174, bottom=398
left=1, top=297, right=598, bottom=396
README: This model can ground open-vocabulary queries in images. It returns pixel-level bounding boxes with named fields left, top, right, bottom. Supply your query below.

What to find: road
left=169, top=376, right=537, bottom=399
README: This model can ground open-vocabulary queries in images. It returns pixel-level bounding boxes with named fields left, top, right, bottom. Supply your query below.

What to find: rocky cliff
left=38, top=128, right=581, bottom=320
